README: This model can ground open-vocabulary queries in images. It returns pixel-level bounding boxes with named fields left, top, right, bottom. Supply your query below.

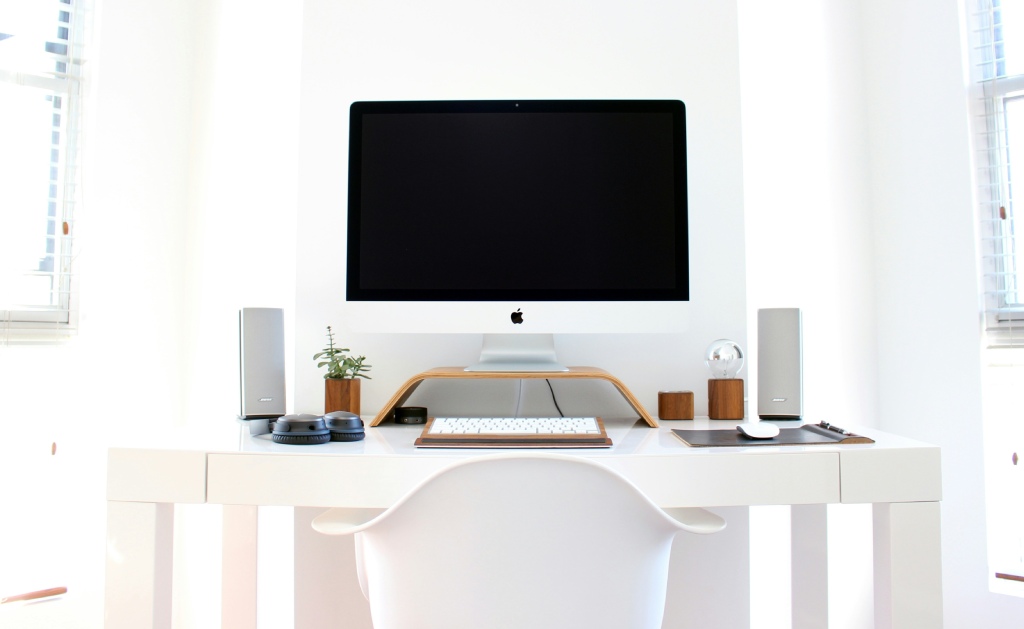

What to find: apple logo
left=510, top=308, right=524, bottom=324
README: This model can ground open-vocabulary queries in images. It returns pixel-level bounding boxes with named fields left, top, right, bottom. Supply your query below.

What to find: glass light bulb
left=705, top=339, right=744, bottom=379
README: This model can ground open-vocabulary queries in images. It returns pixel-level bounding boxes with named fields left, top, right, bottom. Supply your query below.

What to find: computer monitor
left=342, top=99, right=689, bottom=372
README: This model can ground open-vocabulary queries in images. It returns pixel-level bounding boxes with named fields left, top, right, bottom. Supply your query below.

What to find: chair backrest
left=328, top=453, right=716, bottom=629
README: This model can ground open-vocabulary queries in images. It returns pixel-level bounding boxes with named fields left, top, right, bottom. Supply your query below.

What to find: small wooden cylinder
left=708, top=379, right=744, bottom=420
left=325, top=378, right=361, bottom=416
left=658, top=391, right=695, bottom=420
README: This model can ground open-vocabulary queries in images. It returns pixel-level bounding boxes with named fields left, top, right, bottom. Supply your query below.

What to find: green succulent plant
left=314, top=326, right=372, bottom=379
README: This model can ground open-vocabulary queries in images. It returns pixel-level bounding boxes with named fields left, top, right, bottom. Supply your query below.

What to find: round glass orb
left=705, top=339, right=744, bottom=379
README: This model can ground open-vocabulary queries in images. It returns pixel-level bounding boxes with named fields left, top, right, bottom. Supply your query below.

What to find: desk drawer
left=208, top=454, right=462, bottom=507
left=603, top=452, right=840, bottom=507
left=108, top=448, right=207, bottom=503
left=207, top=450, right=840, bottom=508
left=839, top=446, right=941, bottom=503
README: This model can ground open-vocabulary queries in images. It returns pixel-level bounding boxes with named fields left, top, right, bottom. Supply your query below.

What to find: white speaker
left=757, top=308, right=803, bottom=419
left=239, top=307, right=286, bottom=419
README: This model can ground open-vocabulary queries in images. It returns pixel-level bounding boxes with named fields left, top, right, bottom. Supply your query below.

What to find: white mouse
left=736, top=422, right=780, bottom=439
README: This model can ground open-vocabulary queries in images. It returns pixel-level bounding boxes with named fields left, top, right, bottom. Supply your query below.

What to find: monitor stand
left=370, top=365, right=658, bottom=427
left=464, top=333, right=570, bottom=373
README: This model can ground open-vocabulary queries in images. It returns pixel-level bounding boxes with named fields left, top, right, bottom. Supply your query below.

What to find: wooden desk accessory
left=708, top=379, right=744, bottom=419
left=371, top=366, right=658, bottom=427
left=658, top=390, right=694, bottom=420
left=325, top=378, right=361, bottom=415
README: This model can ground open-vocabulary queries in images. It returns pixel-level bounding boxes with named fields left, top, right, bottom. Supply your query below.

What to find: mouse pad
left=671, top=424, right=874, bottom=447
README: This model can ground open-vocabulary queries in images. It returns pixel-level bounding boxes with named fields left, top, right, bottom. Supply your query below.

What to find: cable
left=514, top=379, right=524, bottom=417
left=545, top=379, right=565, bottom=417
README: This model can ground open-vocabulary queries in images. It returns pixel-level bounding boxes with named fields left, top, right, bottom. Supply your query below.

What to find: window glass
left=999, top=1, right=1024, bottom=77
left=1006, top=95, right=1023, bottom=304
left=0, top=84, right=62, bottom=307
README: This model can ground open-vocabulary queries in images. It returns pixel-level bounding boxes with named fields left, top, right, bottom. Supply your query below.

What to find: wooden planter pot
left=325, top=378, right=361, bottom=416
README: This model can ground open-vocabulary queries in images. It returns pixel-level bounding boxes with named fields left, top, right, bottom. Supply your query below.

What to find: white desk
left=105, top=418, right=942, bottom=628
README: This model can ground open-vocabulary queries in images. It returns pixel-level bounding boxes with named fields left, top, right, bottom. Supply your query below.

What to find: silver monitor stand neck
left=464, top=333, right=569, bottom=373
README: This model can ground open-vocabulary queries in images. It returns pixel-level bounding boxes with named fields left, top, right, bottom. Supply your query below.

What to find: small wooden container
left=658, top=391, right=695, bottom=420
left=708, top=379, right=744, bottom=420
left=325, top=378, right=361, bottom=416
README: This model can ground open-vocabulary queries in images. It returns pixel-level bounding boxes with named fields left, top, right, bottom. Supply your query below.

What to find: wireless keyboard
left=414, top=416, right=613, bottom=448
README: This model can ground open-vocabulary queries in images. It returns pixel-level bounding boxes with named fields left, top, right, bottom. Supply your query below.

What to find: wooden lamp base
left=708, top=379, right=744, bottom=420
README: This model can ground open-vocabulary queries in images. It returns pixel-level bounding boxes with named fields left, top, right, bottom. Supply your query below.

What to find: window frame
left=0, top=0, right=87, bottom=343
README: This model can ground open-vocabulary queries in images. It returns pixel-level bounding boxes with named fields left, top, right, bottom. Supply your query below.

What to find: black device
left=271, top=414, right=331, bottom=445
left=346, top=99, right=688, bottom=304
left=324, top=411, right=366, bottom=441
left=393, top=406, right=428, bottom=424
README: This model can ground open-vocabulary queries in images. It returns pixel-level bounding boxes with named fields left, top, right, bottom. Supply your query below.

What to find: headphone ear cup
left=324, top=411, right=365, bottom=441
left=271, top=413, right=331, bottom=445
left=330, top=431, right=365, bottom=442
left=272, top=433, right=331, bottom=445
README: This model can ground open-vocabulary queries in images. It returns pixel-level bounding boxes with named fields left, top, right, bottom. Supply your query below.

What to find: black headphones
left=324, top=411, right=366, bottom=442
left=271, top=414, right=331, bottom=445
left=271, top=412, right=365, bottom=444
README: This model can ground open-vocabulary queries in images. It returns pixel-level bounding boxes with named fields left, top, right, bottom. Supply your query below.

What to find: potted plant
left=314, top=326, right=372, bottom=415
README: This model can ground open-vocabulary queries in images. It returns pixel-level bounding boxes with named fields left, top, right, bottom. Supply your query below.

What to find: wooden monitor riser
left=370, top=366, right=658, bottom=428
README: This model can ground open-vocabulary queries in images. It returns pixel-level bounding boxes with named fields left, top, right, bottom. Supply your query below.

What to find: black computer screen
left=346, top=100, right=688, bottom=302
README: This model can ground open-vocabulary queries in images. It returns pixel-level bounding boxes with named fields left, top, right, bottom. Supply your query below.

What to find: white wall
left=860, top=0, right=1024, bottom=625
left=0, top=0, right=303, bottom=626
left=739, top=0, right=878, bottom=429
left=291, top=3, right=750, bottom=627
left=294, top=0, right=748, bottom=421
left=739, top=0, right=1024, bottom=626
left=738, top=3, right=881, bottom=626
left=0, top=1, right=205, bottom=621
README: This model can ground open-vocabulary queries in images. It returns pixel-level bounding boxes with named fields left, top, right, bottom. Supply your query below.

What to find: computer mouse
left=736, top=422, right=780, bottom=439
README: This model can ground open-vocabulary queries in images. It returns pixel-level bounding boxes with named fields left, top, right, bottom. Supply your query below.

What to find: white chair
left=312, top=452, right=726, bottom=629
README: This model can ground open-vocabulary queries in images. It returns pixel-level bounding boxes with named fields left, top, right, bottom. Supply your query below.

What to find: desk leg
left=873, top=502, right=943, bottom=629
left=104, top=501, right=173, bottom=629
left=791, top=504, right=829, bottom=628
left=222, top=505, right=259, bottom=629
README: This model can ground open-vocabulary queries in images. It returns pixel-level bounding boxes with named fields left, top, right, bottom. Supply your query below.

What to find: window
left=0, top=0, right=87, bottom=342
left=973, top=0, right=1024, bottom=347
left=970, top=0, right=1024, bottom=595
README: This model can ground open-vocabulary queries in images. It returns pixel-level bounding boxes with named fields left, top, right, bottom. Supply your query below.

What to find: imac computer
left=343, top=99, right=689, bottom=372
